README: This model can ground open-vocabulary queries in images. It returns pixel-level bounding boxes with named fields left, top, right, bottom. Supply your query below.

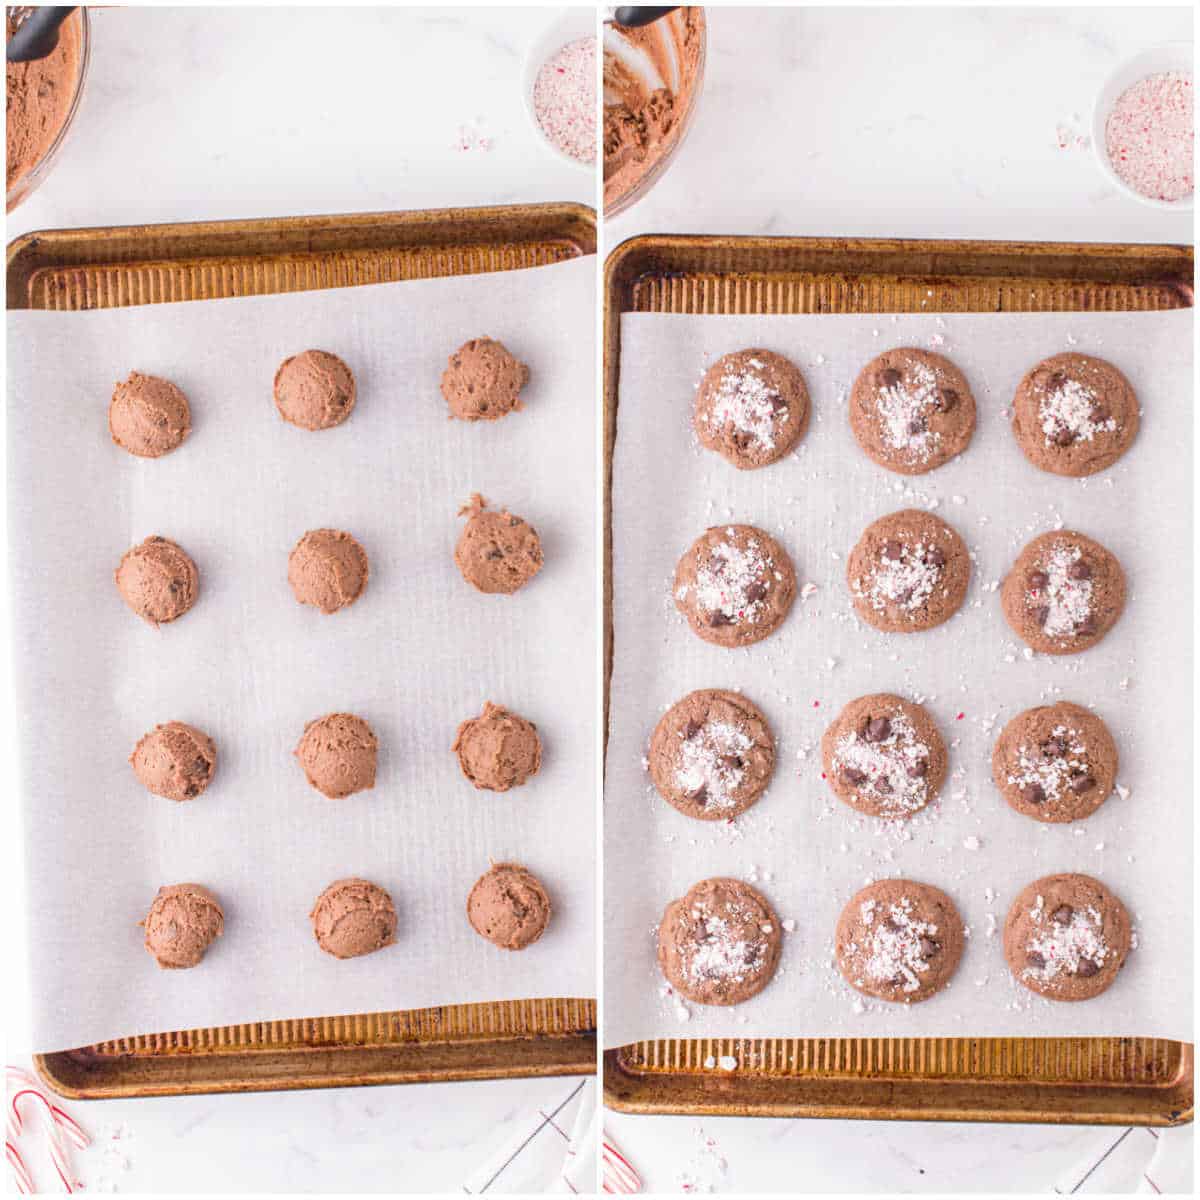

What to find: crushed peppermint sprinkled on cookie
left=684, top=531, right=774, bottom=625
left=851, top=895, right=941, bottom=993
left=1038, top=377, right=1117, bottom=447
left=873, top=359, right=941, bottom=461
left=673, top=720, right=753, bottom=813
left=854, top=539, right=944, bottom=616
left=1025, top=542, right=1093, bottom=638
left=684, top=908, right=769, bottom=985
left=1022, top=895, right=1109, bottom=982
left=699, top=357, right=786, bottom=453
left=834, top=711, right=931, bottom=818
left=1007, top=724, right=1091, bottom=812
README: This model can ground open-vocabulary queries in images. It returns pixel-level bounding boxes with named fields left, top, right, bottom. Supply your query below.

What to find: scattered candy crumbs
left=1104, top=70, right=1194, bottom=202
left=531, top=36, right=597, bottom=164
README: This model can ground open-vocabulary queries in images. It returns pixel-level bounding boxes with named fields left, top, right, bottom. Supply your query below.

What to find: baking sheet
left=605, top=307, right=1192, bottom=1048
left=8, top=255, right=596, bottom=1053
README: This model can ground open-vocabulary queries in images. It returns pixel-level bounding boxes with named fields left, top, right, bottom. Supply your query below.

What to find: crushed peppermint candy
left=681, top=531, right=775, bottom=625
left=1026, top=542, right=1093, bottom=639
left=672, top=720, right=752, bottom=812
left=1023, top=897, right=1110, bottom=982
left=1007, top=724, right=1090, bottom=810
left=683, top=909, right=769, bottom=986
left=854, top=539, right=944, bottom=616
left=872, top=358, right=942, bottom=462
left=851, top=895, right=940, bottom=993
left=532, top=37, right=597, bottom=164
left=1104, top=70, right=1193, bottom=203
left=699, top=357, right=787, bottom=452
left=1039, top=377, right=1117, bottom=447
left=834, top=711, right=931, bottom=818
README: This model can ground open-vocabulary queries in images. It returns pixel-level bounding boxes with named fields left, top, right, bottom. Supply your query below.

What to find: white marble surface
left=602, top=4, right=1192, bottom=1195
left=4, top=7, right=595, bottom=1197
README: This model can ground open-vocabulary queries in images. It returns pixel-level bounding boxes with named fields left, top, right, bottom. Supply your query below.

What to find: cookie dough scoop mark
left=468, top=862, right=552, bottom=950
left=288, top=528, right=369, bottom=614
left=116, top=536, right=199, bottom=625
left=273, top=349, right=356, bottom=431
left=109, top=371, right=191, bottom=458
left=131, top=721, right=216, bottom=802
left=452, top=701, right=542, bottom=791
left=295, top=713, right=378, bottom=798
left=454, top=494, right=544, bottom=594
left=441, top=338, right=528, bottom=421
left=141, top=883, right=224, bottom=969
left=310, top=877, right=397, bottom=959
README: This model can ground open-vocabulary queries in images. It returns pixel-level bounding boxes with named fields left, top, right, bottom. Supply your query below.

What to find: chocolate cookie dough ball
left=131, top=721, right=216, bottom=802
left=694, top=349, right=810, bottom=469
left=467, top=862, right=552, bottom=950
left=288, top=528, right=369, bottom=614
left=992, top=701, right=1118, bottom=823
left=849, top=348, right=975, bottom=474
left=273, top=349, right=356, bottom=431
left=1001, top=530, right=1126, bottom=655
left=141, top=883, right=224, bottom=969
left=109, top=371, right=192, bottom=458
left=454, top=494, right=544, bottom=594
left=649, top=688, right=775, bottom=820
left=847, top=509, right=970, bottom=633
left=657, top=877, right=782, bottom=1006
left=1012, top=353, right=1138, bottom=477
left=295, top=713, right=378, bottom=799
left=310, top=877, right=397, bottom=959
left=821, top=693, right=947, bottom=820
left=673, top=524, right=797, bottom=648
left=452, top=701, right=542, bottom=792
left=1003, top=873, right=1131, bottom=1001
left=441, top=337, right=528, bottom=421
left=835, top=879, right=965, bottom=1004
left=115, top=536, right=199, bottom=626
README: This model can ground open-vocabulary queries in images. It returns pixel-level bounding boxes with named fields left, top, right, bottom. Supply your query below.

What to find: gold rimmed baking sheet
left=602, top=234, right=1193, bottom=1125
left=9, top=203, right=596, bottom=1099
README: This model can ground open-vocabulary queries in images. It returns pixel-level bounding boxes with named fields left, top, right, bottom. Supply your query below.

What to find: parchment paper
left=605, top=308, right=1192, bottom=1048
left=8, top=255, right=596, bottom=1053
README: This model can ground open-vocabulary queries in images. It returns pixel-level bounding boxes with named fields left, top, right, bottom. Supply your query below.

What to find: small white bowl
left=522, top=8, right=597, bottom=171
left=1091, top=42, right=1194, bottom=211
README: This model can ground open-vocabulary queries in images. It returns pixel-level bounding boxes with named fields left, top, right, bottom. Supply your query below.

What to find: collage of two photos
left=4, top=3, right=1195, bottom=1195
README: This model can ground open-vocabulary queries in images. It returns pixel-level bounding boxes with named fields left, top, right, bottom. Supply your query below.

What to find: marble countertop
left=603, top=4, right=1191, bottom=1195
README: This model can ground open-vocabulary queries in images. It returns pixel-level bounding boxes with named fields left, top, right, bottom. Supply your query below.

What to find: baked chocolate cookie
left=1012, top=353, right=1138, bottom=477
left=847, top=509, right=970, bottom=633
left=992, top=701, right=1118, bottom=823
left=673, top=524, right=797, bottom=647
left=835, top=879, right=965, bottom=1003
left=1003, top=873, right=1132, bottom=1001
left=648, top=688, right=775, bottom=820
left=454, top=494, right=544, bottom=594
left=657, top=877, right=782, bottom=1006
left=849, top=348, right=976, bottom=474
left=821, top=693, right=947, bottom=820
left=693, top=348, right=810, bottom=469
left=1000, top=530, right=1126, bottom=655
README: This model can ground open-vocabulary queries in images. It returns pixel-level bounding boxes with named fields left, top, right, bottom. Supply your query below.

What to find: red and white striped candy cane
left=602, top=1131, right=641, bottom=1193
left=7, top=1140, right=34, bottom=1195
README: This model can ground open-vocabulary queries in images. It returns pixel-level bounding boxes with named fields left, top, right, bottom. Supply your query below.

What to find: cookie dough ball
left=835, top=879, right=965, bottom=1004
left=649, top=688, right=775, bottom=820
left=694, top=348, right=810, bottom=469
left=295, top=713, right=378, bottom=799
left=273, top=349, right=356, bottom=431
left=441, top=337, right=528, bottom=421
left=310, top=877, right=397, bottom=959
left=657, top=877, right=782, bottom=1006
left=467, top=862, right=551, bottom=950
left=452, top=701, right=542, bottom=792
left=115, top=536, right=199, bottom=626
left=673, top=524, right=797, bottom=648
left=1003, top=873, right=1131, bottom=1001
left=131, top=721, right=216, bottom=802
left=847, top=509, right=970, bottom=633
left=454, top=494, right=544, bottom=594
left=850, top=348, right=975, bottom=474
left=288, top=528, right=369, bottom=614
left=821, top=693, right=947, bottom=820
left=1012, top=353, right=1138, bottom=477
left=141, top=883, right=224, bottom=969
left=992, top=701, right=1118, bottom=823
left=109, top=371, right=191, bottom=458
left=1001, top=530, right=1126, bottom=655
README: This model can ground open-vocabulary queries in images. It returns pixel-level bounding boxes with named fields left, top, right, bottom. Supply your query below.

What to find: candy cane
left=6, top=1140, right=34, bottom=1195
left=602, top=1132, right=641, bottom=1193
left=9, top=1084, right=90, bottom=1149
